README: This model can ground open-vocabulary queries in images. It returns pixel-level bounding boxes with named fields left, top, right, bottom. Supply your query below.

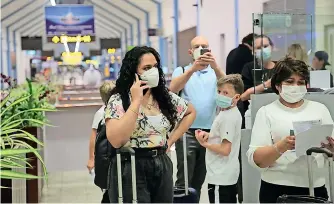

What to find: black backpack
left=94, top=120, right=116, bottom=189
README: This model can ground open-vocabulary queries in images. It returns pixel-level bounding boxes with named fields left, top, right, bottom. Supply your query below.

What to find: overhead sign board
left=148, top=28, right=163, bottom=36
left=100, top=38, right=121, bottom=49
left=61, top=52, right=83, bottom=65
left=45, top=5, right=95, bottom=39
left=21, top=37, right=43, bottom=50
left=49, top=35, right=95, bottom=43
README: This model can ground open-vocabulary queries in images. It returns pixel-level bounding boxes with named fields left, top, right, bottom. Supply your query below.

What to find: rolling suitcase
left=277, top=147, right=333, bottom=203
left=116, top=147, right=137, bottom=204
left=173, top=134, right=199, bottom=203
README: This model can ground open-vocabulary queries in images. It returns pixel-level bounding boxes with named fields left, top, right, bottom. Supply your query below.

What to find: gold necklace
left=146, top=101, right=156, bottom=110
left=145, top=95, right=156, bottom=110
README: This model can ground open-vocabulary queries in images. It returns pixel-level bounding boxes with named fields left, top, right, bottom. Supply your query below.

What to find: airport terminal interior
left=1, top=0, right=334, bottom=203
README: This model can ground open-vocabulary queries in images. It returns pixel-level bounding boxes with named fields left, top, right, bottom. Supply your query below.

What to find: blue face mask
left=256, top=47, right=272, bottom=62
left=216, top=93, right=233, bottom=108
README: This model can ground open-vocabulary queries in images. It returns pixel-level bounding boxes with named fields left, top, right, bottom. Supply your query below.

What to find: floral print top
left=104, top=92, right=189, bottom=148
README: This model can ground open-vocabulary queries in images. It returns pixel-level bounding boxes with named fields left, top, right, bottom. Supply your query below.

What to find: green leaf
left=3, top=156, right=33, bottom=168
left=0, top=137, right=5, bottom=149
left=4, top=132, right=44, bottom=147
left=0, top=148, right=39, bottom=156
left=1, top=108, right=56, bottom=128
left=2, top=136, right=14, bottom=148
left=10, top=141, right=47, bottom=178
left=2, top=119, right=53, bottom=131
left=0, top=93, right=10, bottom=108
left=2, top=129, right=44, bottom=149
left=1, top=121, right=23, bottom=132
left=0, top=170, right=41, bottom=179
left=0, top=159, right=26, bottom=168
left=0, top=95, right=30, bottom=117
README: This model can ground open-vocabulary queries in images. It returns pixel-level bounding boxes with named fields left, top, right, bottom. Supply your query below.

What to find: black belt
left=120, top=147, right=166, bottom=158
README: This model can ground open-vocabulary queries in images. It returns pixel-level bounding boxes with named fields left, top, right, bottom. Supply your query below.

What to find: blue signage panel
left=45, top=5, right=95, bottom=36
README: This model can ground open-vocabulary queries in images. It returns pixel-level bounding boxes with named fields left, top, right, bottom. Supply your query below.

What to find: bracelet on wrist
left=273, top=144, right=283, bottom=155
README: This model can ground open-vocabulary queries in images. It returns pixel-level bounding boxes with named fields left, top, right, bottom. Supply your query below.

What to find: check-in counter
left=241, top=93, right=334, bottom=203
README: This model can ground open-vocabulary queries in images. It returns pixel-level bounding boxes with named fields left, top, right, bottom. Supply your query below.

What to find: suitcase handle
left=306, top=147, right=333, bottom=157
left=116, top=147, right=137, bottom=203
left=306, top=147, right=334, bottom=200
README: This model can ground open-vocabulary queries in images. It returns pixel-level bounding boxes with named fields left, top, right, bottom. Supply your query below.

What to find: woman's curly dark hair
left=110, top=46, right=179, bottom=130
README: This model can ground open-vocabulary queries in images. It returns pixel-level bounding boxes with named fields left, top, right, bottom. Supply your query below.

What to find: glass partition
left=250, top=13, right=334, bottom=92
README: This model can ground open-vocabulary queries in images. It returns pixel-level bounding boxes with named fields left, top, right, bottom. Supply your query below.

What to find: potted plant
left=1, top=74, right=56, bottom=203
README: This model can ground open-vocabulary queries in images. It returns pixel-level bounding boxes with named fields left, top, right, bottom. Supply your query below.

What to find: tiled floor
left=41, top=151, right=210, bottom=203
left=41, top=171, right=103, bottom=203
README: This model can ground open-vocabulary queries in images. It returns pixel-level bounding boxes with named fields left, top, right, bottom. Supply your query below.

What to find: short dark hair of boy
left=100, top=81, right=115, bottom=105
left=242, top=33, right=258, bottom=46
left=217, top=74, right=244, bottom=94
left=271, top=57, right=310, bottom=95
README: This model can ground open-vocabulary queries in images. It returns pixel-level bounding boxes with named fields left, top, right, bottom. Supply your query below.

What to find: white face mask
left=193, top=46, right=203, bottom=60
left=140, top=67, right=159, bottom=88
left=280, top=85, right=307, bottom=103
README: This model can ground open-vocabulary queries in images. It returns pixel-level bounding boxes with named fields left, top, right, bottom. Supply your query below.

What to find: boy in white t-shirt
left=86, top=81, right=115, bottom=203
left=195, top=74, right=243, bottom=203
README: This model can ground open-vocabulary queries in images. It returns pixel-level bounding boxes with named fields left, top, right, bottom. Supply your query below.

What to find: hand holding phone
left=200, top=48, right=210, bottom=55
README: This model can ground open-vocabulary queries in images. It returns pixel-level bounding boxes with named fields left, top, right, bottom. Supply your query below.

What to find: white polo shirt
left=206, top=106, right=242, bottom=186
left=92, top=105, right=105, bottom=129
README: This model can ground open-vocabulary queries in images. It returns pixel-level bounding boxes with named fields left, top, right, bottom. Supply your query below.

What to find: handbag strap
left=178, top=67, right=185, bottom=96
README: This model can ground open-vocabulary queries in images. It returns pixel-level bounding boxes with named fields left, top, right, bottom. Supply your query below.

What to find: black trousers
left=208, top=183, right=237, bottom=203
left=108, top=153, right=173, bottom=203
left=237, top=100, right=245, bottom=203
left=259, top=180, right=329, bottom=203
left=175, top=130, right=207, bottom=199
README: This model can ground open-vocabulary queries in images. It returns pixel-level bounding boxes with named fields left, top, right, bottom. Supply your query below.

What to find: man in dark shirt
left=226, top=33, right=258, bottom=75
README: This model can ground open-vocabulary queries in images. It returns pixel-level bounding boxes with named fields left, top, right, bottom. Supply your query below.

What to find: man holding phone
left=169, top=36, right=225, bottom=199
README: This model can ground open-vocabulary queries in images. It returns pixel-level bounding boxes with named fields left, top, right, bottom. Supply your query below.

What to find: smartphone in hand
left=200, top=48, right=210, bottom=55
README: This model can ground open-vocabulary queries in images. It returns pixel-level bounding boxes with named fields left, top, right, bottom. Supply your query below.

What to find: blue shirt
left=172, top=64, right=217, bottom=129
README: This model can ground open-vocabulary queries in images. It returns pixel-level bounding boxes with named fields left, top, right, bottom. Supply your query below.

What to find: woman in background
left=240, top=35, right=276, bottom=116
left=287, top=43, right=309, bottom=65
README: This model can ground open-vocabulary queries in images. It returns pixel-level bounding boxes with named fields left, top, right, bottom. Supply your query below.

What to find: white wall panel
left=161, top=0, right=197, bottom=37
left=201, top=0, right=264, bottom=70
left=315, top=0, right=334, bottom=51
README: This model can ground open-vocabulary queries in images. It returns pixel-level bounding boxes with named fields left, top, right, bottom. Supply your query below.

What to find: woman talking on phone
left=105, top=46, right=196, bottom=203
left=247, top=57, right=334, bottom=203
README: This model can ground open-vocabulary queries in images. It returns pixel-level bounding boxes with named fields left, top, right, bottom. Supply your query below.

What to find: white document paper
left=292, top=120, right=321, bottom=135
left=295, top=124, right=333, bottom=157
